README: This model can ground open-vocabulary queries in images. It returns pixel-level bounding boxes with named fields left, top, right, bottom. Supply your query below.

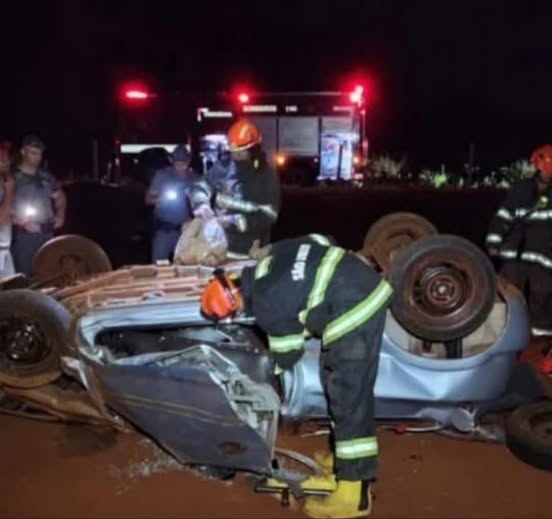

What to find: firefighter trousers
left=500, top=261, right=552, bottom=335
left=319, top=306, right=386, bottom=482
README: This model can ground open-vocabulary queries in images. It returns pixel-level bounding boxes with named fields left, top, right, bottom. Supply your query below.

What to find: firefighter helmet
left=227, top=119, right=262, bottom=152
left=531, top=144, right=552, bottom=176
left=201, top=269, right=243, bottom=320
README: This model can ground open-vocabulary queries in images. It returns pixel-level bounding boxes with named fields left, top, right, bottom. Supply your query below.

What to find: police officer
left=214, top=119, right=281, bottom=259
left=200, top=234, right=393, bottom=519
left=145, top=144, right=195, bottom=262
left=11, top=136, right=66, bottom=276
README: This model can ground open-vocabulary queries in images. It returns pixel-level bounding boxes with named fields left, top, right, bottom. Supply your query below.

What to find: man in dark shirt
left=11, top=136, right=66, bottom=276
left=145, top=145, right=196, bottom=262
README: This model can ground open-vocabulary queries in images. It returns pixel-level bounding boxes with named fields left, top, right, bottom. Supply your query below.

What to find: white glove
left=217, top=214, right=247, bottom=232
left=194, top=203, right=215, bottom=219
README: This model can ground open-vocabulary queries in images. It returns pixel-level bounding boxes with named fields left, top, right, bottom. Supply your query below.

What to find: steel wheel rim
left=403, top=252, right=483, bottom=326
left=0, top=318, right=51, bottom=365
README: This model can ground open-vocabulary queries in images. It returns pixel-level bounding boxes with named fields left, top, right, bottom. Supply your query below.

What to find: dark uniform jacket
left=486, top=177, right=552, bottom=269
left=240, top=235, right=393, bottom=369
left=217, top=158, right=280, bottom=257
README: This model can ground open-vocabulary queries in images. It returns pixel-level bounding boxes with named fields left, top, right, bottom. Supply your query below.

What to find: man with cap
left=11, top=135, right=66, bottom=276
left=145, top=144, right=196, bottom=262
left=214, top=119, right=281, bottom=259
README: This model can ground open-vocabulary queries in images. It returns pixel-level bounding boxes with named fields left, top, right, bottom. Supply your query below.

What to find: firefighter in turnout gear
left=201, top=234, right=394, bottom=518
left=486, top=144, right=552, bottom=337
left=215, top=119, right=280, bottom=259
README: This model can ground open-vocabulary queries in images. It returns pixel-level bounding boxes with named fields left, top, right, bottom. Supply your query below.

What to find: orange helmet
left=201, top=270, right=243, bottom=320
left=227, top=119, right=262, bottom=152
left=531, top=145, right=552, bottom=176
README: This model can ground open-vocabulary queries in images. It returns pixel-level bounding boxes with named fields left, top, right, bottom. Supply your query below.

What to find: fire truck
left=113, top=82, right=369, bottom=185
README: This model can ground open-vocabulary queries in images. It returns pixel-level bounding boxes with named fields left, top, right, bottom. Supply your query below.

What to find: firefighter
left=206, top=147, right=240, bottom=197
left=213, top=119, right=281, bottom=259
left=145, top=144, right=196, bottom=262
left=486, top=144, right=552, bottom=337
left=200, top=234, right=393, bottom=519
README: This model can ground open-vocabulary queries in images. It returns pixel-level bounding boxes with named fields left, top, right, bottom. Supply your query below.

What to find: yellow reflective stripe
left=258, top=204, right=278, bottom=220
left=499, top=249, right=517, bottom=260
left=217, top=194, right=257, bottom=213
left=486, top=233, right=503, bottom=244
left=218, top=195, right=277, bottom=220
left=335, top=437, right=378, bottom=460
left=521, top=251, right=552, bottom=269
left=532, top=327, right=552, bottom=336
left=309, top=234, right=331, bottom=245
left=306, top=248, right=345, bottom=312
left=497, top=208, right=513, bottom=221
left=323, top=280, right=393, bottom=345
left=268, top=334, right=305, bottom=353
left=255, top=256, right=272, bottom=279
left=526, top=210, right=552, bottom=220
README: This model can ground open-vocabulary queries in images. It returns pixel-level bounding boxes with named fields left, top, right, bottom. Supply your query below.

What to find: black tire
left=0, top=289, right=70, bottom=388
left=505, top=401, right=552, bottom=471
left=362, top=212, right=437, bottom=272
left=32, top=234, right=112, bottom=285
left=388, top=234, right=496, bottom=342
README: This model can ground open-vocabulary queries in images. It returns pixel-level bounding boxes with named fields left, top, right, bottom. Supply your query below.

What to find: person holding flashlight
left=145, top=144, right=196, bottom=262
left=11, top=135, right=66, bottom=276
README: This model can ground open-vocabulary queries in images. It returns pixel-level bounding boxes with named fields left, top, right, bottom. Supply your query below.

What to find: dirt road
left=0, top=414, right=550, bottom=519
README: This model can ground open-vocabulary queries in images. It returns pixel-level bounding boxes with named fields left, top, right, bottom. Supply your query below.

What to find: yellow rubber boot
left=303, top=480, right=372, bottom=519
left=301, top=473, right=337, bottom=492
left=313, top=450, right=334, bottom=474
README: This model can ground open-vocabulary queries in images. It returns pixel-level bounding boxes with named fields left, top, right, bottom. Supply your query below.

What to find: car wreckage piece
left=361, top=212, right=438, bottom=274
left=0, top=232, right=550, bottom=475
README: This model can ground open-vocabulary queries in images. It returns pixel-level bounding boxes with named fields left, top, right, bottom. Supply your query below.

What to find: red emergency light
left=349, top=85, right=364, bottom=106
left=124, top=89, right=149, bottom=100
left=237, top=92, right=250, bottom=104
left=119, top=81, right=155, bottom=107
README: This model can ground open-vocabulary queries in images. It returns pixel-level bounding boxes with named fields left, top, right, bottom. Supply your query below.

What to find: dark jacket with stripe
left=239, top=235, right=393, bottom=369
left=218, top=159, right=281, bottom=256
left=486, top=177, right=552, bottom=269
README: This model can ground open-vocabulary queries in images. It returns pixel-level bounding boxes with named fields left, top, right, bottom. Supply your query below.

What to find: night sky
left=2, top=0, right=552, bottom=173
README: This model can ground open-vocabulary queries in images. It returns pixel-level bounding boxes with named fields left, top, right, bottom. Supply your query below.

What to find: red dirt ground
left=0, top=412, right=550, bottom=519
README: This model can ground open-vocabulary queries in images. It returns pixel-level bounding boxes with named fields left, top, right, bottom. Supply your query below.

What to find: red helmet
left=531, top=144, right=552, bottom=176
left=201, top=270, right=243, bottom=320
left=227, top=119, right=262, bottom=152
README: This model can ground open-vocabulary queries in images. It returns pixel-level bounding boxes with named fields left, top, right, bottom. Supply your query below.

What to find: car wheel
left=32, top=234, right=112, bottom=286
left=362, top=212, right=437, bottom=273
left=0, top=289, right=70, bottom=388
left=388, top=234, right=496, bottom=342
left=505, top=401, right=552, bottom=471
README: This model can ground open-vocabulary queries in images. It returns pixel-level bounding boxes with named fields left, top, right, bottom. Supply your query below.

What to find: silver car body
left=68, top=264, right=530, bottom=473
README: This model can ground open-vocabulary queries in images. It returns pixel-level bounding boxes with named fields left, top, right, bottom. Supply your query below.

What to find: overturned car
left=0, top=214, right=551, bottom=480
